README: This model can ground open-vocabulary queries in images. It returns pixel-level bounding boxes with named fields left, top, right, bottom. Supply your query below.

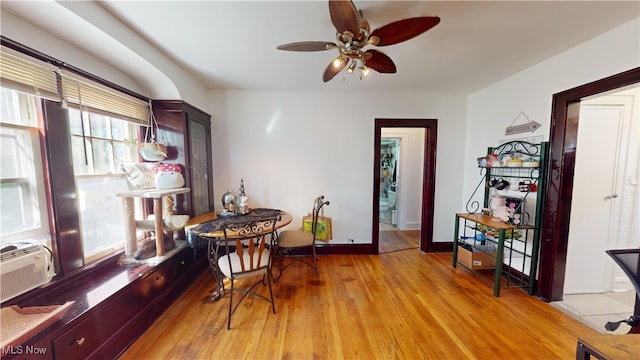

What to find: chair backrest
left=310, top=195, right=330, bottom=241
left=606, top=249, right=640, bottom=312
left=221, top=215, right=280, bottom=273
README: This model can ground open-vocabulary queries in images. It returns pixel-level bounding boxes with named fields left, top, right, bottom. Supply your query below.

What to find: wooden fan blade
left=277, top=41, right=337, bottom=51
left=364, top=50, right=396, bottom=73
left=370, top=17, right=440, bottom=46
left=329, top=0, right=360, bottom=34
left=322, top=56, right=348, bottom=82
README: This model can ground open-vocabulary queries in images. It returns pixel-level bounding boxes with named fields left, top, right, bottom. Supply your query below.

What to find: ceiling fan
left=276, top=0, right=440, bottom=82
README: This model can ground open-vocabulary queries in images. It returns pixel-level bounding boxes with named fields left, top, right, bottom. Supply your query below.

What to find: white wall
left=464, top=18, right=640, bottom=209
left=208, top=90, right=467, bottom=244
left=1, top=7, right=210, bottom=110
left=1, top=10, right=148, bottom=97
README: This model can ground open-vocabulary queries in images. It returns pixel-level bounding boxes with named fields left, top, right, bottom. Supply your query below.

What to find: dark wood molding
left=372, top=118, right=438, bottom=254
left=537, top=67, right=640, bottom=301
left=42, top=101, right=83, bottom=274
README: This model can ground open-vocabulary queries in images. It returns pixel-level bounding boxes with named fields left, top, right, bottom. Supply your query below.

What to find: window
left=1, top=44, right=151, bottom=275
left=0, top=89, right=50, bottom=243
left=0, top=88, right=146, bottom=262
left=68, top=107, right=144, bottom=261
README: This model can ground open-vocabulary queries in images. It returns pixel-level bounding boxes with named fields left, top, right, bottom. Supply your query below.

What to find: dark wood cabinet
left=4, top=246, right=207, bottom=360
left=152, top=100, right=214, bottom=218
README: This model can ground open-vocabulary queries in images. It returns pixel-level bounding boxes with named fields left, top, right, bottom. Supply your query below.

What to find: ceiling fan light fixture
left=277, top=1, right=440, bottom=83
left=347, top=60, right=357, bottom=73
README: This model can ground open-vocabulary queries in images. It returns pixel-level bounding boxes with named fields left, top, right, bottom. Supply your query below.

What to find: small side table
left=576, top=334, right=640, bottom=359
left=116, top=188, right=190, bottom=257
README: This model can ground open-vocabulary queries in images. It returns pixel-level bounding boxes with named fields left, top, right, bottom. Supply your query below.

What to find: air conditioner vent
left=0, top=244, right=41, bottom=263
left=0, top=242, right=51, bottom=303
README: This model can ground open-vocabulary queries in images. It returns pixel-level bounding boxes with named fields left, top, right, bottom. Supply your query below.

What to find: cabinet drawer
left=52, top=314, right=102, bottom=360
left=133, top=260, right=174, bottom=297
left=52, top=262, right=174, bottom=359
left=174, top=248, right=194, bottom=276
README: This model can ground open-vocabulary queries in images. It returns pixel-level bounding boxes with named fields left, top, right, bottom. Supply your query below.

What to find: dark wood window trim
left=41, top=100, right=85, bottom=275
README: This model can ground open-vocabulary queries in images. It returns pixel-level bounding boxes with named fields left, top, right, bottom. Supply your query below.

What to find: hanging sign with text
left=505, top=111, right=541, bottom=135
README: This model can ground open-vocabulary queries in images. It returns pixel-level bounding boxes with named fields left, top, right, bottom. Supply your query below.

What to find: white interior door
left=564, top=90, right=638, bottom=294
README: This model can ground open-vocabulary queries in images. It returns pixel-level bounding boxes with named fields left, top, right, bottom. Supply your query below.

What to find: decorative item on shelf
left=153, top=163, right=184, bottom=189
left=237, top=178, right=250, bottom=214
left=495, top=178, right=510, bottom=190
left=500, top=154, right=512, bottom=166
left=488, top=178, right=510, bottom=190
left=522, top=159, right=539, bottom=168
left=221, top=189, right=238, bottom=214
left=503, top=196, right=527, bottom=225
left=488, top=153, right=500, bottom=167
left=518, top=180, right=537, bottom=192
left=490, top=195, right=507, bottom=221
left=507, top=157, right=523, bottom=167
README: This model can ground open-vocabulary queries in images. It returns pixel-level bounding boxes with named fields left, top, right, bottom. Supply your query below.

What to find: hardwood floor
left=379, top=229, right=419, bottom=253
left=119, top=250, right=598, bottom=359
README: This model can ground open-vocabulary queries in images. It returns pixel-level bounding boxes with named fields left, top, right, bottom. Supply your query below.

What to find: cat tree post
left=117, top=188, right=190, bottom=258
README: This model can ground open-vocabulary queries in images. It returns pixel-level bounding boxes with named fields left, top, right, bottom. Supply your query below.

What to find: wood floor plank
left=119, top=250, right=599, bottom=359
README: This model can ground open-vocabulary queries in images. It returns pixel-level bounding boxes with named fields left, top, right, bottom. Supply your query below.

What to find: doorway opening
left=549, top=85, right=639, bottom=333
left=373, top=118, right=438, bottom=254
left=538, top=67, right=640, bottom=305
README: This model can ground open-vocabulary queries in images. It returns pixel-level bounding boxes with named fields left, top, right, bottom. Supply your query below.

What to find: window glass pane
left=113, top=141, right=134, bottom=170
left=0, top=122, right=47, bottom=241
left=0, top=130, right=21, bottom=178
left=0, top=88, right=38, bottom=127
left=76, top=176, right=129, bottom=257
left=68, top=108, right=93, bottom=137
left=69, top=108, right=84, bottom=136
left=0, top=88, right=20, bottom=125
left=92, top=139, right=114, bottom=174
left=68, top=107, right=143, bottom=261
left=71, top=135, right=92, bottom=175
left=111, top=119, right=130, bottom=141
left=90, top=113, right=111, bottom=139
left=0, top=183, right=29, bottom=234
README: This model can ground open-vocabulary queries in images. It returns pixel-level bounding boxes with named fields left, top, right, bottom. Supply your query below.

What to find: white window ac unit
left=1, top=241, right=52, bottom=303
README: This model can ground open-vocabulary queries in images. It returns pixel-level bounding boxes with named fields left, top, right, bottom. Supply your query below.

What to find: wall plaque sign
left=505, top=111, right=541, bottom=135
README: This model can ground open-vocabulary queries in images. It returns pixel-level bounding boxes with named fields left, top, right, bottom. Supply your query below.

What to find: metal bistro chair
left=275, top=195, right=330, bottom=278
left=217, top=215, right=280, bottom=329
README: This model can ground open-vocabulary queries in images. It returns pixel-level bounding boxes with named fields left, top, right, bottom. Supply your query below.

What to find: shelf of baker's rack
left=456, top=213, right=535, bottom=230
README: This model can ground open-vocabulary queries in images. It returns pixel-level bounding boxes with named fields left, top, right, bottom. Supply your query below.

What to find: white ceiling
left=3, top=1, right=639, bottom=96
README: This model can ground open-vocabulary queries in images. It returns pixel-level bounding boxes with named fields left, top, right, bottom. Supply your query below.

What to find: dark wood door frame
left=537, top=67, right=640, bottom=301
left=372, top=118, right=439, bottom=254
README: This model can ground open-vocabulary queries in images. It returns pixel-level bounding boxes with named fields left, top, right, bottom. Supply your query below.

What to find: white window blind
left=61, top=73, right=150, bottom=126
left=0, top=48, right=59, bottom=100
left=0, top=46, right=150, bottom=126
